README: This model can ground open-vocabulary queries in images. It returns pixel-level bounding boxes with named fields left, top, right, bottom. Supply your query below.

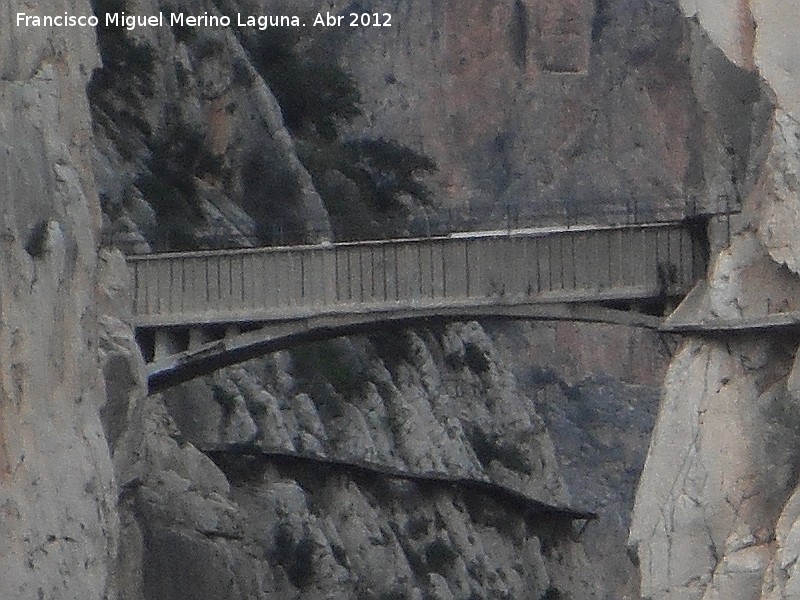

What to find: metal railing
left=105, top=195, right=735, bottom=253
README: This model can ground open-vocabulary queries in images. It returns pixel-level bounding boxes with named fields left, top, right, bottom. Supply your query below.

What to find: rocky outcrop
left=0, top=2, right=119, bottom=598
left=630, top=337, right=800, bottom=600
left=133, top=319, right=670, bottom=599
left=630, top=2, right=800, bottom=599
left=92, top=0, right=331, bottom=251
left=167, top=324, right=573, bottom=509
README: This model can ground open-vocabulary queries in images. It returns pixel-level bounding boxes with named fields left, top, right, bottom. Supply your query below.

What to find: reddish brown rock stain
left=738, top=0, right=757, bottom=71
left=207, top=96, right=232, bottom=157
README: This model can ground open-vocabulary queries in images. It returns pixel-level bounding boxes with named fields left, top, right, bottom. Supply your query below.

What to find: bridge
left=129, top=220, right=707, bottom=391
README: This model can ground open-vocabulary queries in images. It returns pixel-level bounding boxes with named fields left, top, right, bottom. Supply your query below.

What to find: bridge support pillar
left=153, top=330, right=184, bottom=360
left=188, top=327, right=211, bottom=351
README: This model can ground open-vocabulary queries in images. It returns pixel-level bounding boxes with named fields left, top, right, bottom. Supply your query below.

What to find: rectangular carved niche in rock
left=524, top=0, right=596, bottom=74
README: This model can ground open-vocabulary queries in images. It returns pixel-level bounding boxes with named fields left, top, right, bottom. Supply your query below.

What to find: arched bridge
left=130, top=221, right=707, bottom=391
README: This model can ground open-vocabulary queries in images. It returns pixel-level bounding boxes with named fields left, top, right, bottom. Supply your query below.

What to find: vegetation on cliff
left=88, top=0, right=436, bottom=249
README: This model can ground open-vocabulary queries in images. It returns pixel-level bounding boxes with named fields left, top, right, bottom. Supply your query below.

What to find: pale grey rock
left=0, top=2, right=121, bottom=598
left=787, top=353, right=800, bottom=402
left=426, top=573, right=456, bottom=600
left=678, top=0, right=756, bottom=70
left=757, top=111, right=800, bottom=275
left=704, top=545, right=773, bottom=600
left=0, top=0, right=713, bottom=598
left=631, top=338, right=800, bottom=600
left=153, top=318, right=668, bottom=599
left=762, top=488, right=800, bottom=600
left=221, top=394, right=258, bottom=445
left=630, top=3, right=800, bottom=600
left=180, top=444, right=230, bottom=497
left=750, top=0, right=800, bottom=120
left=704, top=232, right=800, bottom=320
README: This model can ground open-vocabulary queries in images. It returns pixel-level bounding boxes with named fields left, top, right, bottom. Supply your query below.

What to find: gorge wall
left=98, top=0, right=734, bottom=250
left=4, top=0, right=800, bottom=599
left=629, top=2, right=800, bottom=600
left=0, top=1, right=118, bottom=598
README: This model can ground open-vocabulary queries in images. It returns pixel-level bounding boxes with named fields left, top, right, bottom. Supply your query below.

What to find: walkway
left=130, top=222, right=706, bottom=390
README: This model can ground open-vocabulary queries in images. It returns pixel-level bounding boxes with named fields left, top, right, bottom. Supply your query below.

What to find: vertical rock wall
left=0, top=2, right=119, bottom=599
left=319, top=0, right=701, bottom=215
left=630, top=3, right=800, bottom=599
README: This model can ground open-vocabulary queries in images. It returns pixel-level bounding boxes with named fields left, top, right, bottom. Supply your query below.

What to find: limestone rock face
left=750, top=1, right=800, bottom=120
left=756, top=112, right=800, bottom=275
left=92, top=0, right=331, bottom=250
left=312, top=0, right=705, bottom=216
left=0, top=2, right=119, bottom=599
left=141, top=320, right=670, bottom=599
left=168, top=323, right=571, bottom=507
left=631, top=338, right=800, bottom=600
left=630, top=2, right=800, bottom=599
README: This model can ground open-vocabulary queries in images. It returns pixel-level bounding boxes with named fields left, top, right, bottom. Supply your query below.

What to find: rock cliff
left=0, top=1, right=118, bottom=598
left=6, top=0, right=800, bottom=598
left=629, top=2, right=800, bottom=600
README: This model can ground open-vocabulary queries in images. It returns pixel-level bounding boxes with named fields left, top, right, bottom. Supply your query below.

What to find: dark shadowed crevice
left=510, top=0, right=529, bottom=68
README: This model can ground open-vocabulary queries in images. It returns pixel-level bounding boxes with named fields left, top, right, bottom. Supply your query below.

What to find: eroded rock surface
left=137, top=320, right=670, bottom=599
left=631, top=2, right=800, bottom=599
left=0, top=2, right=118, bottom=598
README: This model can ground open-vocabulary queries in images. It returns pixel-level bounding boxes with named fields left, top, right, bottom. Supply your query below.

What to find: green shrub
left=248, top=29, right=360, bottom=139
left=90, top=0, right=156, bottom=98
left=290, top=341, right=364, bottom=399
left=296, top=135, right=437, bottom=240
left=243, top=26, right=436, bottom=241
left=136, top=117, right=226, bottom=250
left=343, top=139, right=437, bottom=210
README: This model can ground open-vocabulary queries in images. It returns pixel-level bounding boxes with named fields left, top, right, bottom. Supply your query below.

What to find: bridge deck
left=131, top=222, right=704, bottom=329
left=129, top=222, right=706, bottom=389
